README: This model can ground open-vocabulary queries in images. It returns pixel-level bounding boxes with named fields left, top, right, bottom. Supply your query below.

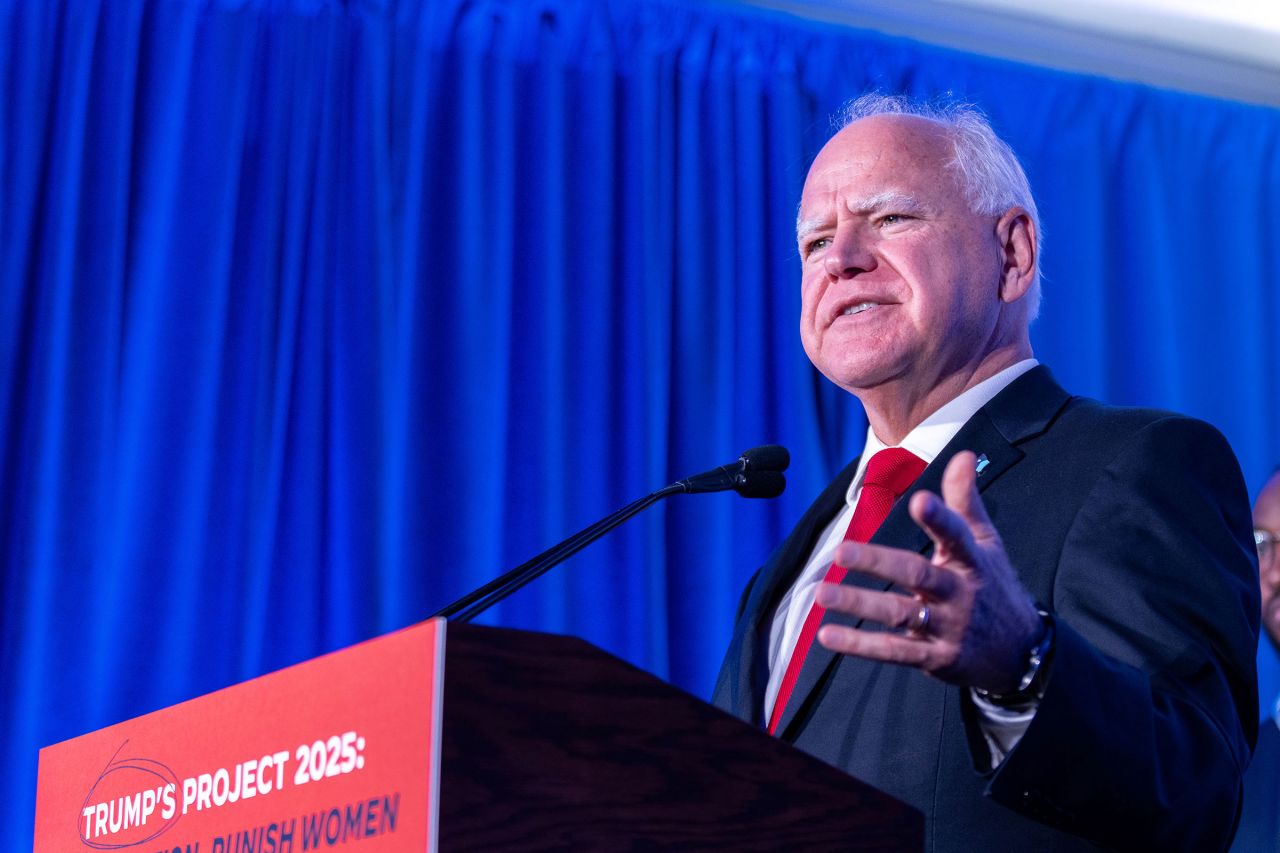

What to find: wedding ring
left=906, top=604, right=931, bottom=636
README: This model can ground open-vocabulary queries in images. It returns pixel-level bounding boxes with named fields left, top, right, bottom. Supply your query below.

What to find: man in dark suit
left=1233, top=471, right=1280, bottom=852
left=712, top=94, right=1259, bottom=851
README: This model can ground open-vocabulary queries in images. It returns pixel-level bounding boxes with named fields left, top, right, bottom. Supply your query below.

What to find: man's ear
left=995, top=208, right=1037, bottom=304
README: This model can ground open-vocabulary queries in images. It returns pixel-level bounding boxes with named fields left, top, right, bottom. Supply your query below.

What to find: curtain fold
left=4, top=0, right=1280, bottom=844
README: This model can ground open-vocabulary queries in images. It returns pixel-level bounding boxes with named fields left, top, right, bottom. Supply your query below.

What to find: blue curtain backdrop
left=3, top=0, right=1279, bottom=844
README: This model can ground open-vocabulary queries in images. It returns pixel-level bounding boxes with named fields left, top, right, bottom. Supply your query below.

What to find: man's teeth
left=842, top=302, right=878, bottom=316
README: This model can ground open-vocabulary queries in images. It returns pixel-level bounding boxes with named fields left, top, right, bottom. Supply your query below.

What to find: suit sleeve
left=975, top=416, right=1260, bottom=852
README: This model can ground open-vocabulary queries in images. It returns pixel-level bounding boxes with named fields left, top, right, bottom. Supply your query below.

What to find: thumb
left=941, top=451, right=998, bottom=546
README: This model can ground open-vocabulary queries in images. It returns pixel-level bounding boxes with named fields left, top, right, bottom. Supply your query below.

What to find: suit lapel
left=719, top=457, right=858, bottom=725
left=773, top=366, right=1071, bottom=740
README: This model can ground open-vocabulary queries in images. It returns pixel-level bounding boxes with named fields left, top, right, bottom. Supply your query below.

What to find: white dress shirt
left=764, top=359, right=1039, bottom=763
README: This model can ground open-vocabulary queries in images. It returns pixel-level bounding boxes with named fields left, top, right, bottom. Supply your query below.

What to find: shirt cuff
left=970, top=688, right=1039, bottom=766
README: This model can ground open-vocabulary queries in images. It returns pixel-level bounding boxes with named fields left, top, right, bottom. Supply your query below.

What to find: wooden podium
left=440, top=623, right=922, bottom=850
left=35, top=620, right=922, bottom=851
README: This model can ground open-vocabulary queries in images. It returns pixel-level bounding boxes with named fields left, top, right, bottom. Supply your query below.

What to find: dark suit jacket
left=712, top=367, right=1259, bottom=852
left=1232, top=717, right=1280, bottom=852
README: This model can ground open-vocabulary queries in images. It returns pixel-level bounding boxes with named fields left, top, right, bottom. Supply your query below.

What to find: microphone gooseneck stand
left=432, top=445, right=790, bottom=623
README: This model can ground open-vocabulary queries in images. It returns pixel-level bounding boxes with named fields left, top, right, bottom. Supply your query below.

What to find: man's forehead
left=829, top=112, right=953, bottom=151
left=804, top=116, right=954, bottom=186
left=796, top=118, right=958, bottom=234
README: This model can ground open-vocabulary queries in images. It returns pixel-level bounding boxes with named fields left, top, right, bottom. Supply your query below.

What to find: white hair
left=835, top=93, right=1043, bottom=321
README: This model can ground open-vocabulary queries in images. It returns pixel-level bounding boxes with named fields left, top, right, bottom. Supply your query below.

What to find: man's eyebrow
left=796, top=216, right=825, bottom=242
left=795, top=191, right=929, bottom=240
left=851, top=190, right=926, bottom=215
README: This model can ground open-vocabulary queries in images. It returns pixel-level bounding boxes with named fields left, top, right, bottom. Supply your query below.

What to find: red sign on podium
left=34, top=619, right=446, bottom=852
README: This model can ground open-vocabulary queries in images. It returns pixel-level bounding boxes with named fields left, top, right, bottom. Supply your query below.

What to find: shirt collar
left=845, top=359, right=1039, bottom=507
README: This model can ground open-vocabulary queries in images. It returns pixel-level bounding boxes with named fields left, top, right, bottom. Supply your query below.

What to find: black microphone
left=432, top=445, right=790, bottom=622
left=673, top=444, right=791, bottom=496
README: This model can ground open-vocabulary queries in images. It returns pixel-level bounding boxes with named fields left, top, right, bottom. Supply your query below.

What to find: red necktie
left=768, top=447, right=927, bottom=735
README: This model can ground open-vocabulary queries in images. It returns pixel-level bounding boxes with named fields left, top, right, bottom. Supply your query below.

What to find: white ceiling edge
left=946, top=0, right=1280, bottom=71
left=735, top=0, right=1280, bottom=109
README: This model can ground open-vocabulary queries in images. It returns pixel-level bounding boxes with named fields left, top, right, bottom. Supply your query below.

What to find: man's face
left=796, top=115, right=1009, bottom=397
left=1255, top=472, right=1280, bottom=649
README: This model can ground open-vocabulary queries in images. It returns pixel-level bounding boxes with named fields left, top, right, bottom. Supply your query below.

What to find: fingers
left=818, top=450, right=1028, bottom=685
left=816, top=622, right=936, bottom=668
left=814, top=581, right=931, bottom=632
left=832, top=541, right=959, bottom=599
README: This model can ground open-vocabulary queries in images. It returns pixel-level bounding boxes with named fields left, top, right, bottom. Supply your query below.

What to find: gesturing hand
left=815, top=450, right=1043, bottom=692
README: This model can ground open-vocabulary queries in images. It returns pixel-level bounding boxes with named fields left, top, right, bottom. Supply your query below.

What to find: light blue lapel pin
left=974, top=453, right=990, bottom=476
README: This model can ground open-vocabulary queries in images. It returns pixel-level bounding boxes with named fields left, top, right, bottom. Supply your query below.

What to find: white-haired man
left=1233, top=470, right=1280, bottom=852
left=713, top=95, right=1258, bottom=851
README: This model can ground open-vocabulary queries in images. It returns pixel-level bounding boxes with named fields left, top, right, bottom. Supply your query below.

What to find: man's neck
left=859, top=345, right=1033, bottom=445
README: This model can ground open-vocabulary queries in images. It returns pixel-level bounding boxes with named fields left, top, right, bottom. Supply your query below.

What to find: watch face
left=979, top=610, right=1054, bottom=706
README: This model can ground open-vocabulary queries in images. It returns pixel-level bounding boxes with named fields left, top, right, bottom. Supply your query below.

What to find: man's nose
left=823, top=230, right=875, bottom=279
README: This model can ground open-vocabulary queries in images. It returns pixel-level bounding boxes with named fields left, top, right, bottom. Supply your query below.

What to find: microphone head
left=740, top=445, right=790, bottom=473
left=735, top=470, right=786, bottom=499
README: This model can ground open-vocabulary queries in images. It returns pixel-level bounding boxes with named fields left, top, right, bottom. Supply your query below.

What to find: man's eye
left=804, top=236, right=831, bottom=256
left=879, top=213, right=909, bottom=226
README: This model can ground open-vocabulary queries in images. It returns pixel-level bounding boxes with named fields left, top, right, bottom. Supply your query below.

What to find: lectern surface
left=439, top=623, right=922, bottom=851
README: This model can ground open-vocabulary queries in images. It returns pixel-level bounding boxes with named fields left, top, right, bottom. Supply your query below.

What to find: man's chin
left=817, top=365, right=907, bottom=397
